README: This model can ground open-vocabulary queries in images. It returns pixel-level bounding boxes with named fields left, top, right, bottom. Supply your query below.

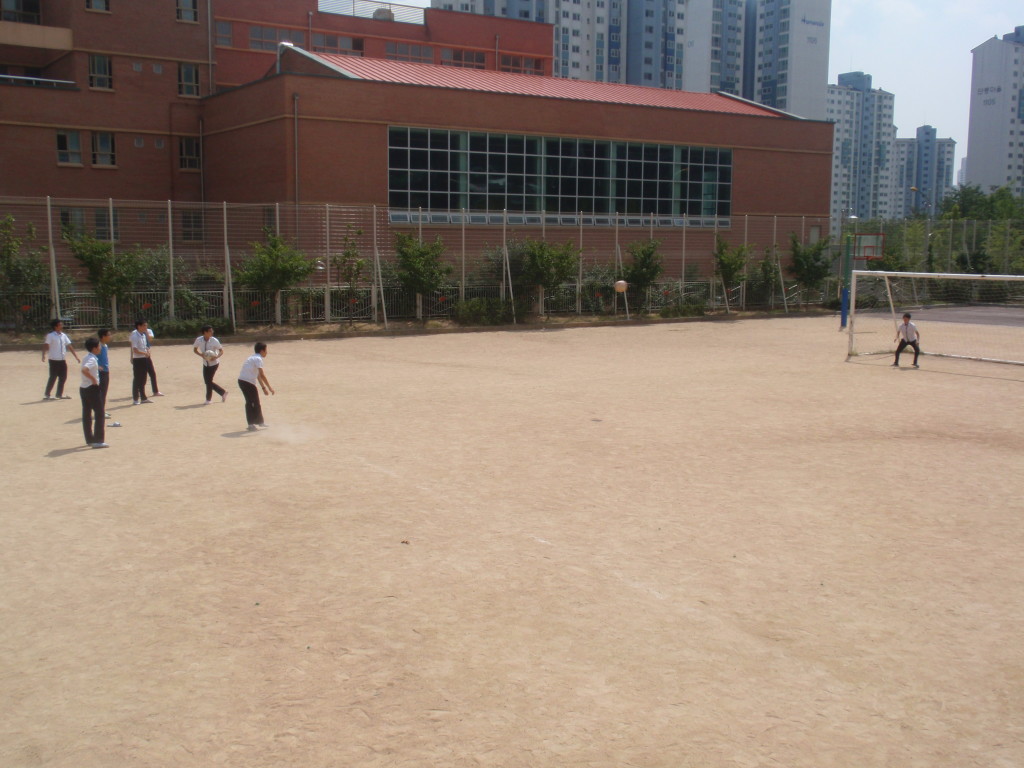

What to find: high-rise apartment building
left=433, top=0, right=830, bottom=119
left=825, top=72, right=897, bottom=225
left=965, top=25, right=1024, bottom=197
left=892, top=126, right=956, bottom=218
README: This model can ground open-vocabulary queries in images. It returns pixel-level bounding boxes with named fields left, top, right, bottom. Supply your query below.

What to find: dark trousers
left=45, top=359, right=68, bottom=397
left=131, top=358, right=149, bottom=401
left=99, top=370, right=110, bottom=410
left=80, top=385, right=104, bottom=444
left=147, top=357, right=159, bottom=393
left=203, top=363, right=226, bottom=400
left=895, top=339, right=920, bottom=365
left=238, top=379, right=263, bottom=426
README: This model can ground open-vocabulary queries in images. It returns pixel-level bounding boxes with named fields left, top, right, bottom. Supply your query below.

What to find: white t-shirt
left=45, top=331, right=71, bottom=360
left=193, top=335, right=223, bottom=367
left=80, top=353, right=99, bottom=388
left=238, top=353, right=264, bottom=385
left=129, top=329, right=149, bottom=359
left=897, top=321, right=918, bottom=342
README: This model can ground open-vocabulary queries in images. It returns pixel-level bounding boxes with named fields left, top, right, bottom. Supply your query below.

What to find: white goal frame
left=848, top=270, right=1024, bottom=366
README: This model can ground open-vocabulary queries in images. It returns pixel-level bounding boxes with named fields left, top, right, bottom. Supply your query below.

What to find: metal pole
left=324, top=204, right=331, bottom=324
left=167, top=200, right=175, bottom=320
left=577, top=211, right=583, bottom=315
left=223, top=203, right=236, bottom=333
left=108, top=198, right=117, bottom=330
left=840, top=225, right=853, bottom=328
left=45, top=196, right=62, bottom=321
left=373, top=205, right=388, bottom=329
left=460, top=207, right=466, bottom=302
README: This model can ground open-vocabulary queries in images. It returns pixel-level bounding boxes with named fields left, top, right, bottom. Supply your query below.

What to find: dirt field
left=2, top=316, right=1022, bottom=768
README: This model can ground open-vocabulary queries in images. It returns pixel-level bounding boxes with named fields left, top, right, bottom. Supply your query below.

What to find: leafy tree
left=0, top=216, right=52, bottom=328
left=940, top=184, right=1024, bottom=221
left=622, top=239, right=663, bottom=310
left=712, top=234, right=749, bottom=313
left=518, top=239, right=579, bottom=314
left=394, top=233, right=451, bottom=319
left=235, top=228, right=315, bottom=324
left=331, top=225, right=367, bottom=325
left=786, top=233, right=832, bottom=308
left=63, top=229, right=146, bottom=308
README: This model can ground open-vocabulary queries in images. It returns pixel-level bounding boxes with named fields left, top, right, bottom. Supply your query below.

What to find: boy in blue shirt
left=97, top=328, right=111, bottom=417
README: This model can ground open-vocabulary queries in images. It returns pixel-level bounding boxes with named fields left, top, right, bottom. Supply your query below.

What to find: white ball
left=204, top=349, right=218, bottom=360
left=614, top=280, right=628, bottom=293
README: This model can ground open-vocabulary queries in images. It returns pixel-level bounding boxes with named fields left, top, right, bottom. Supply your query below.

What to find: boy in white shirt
left=79, top=337, right=108, bottom=448
left=193, top=325, right=227, bottom=404
left=237, top=342, right=274, bottom=431
left=129, top=319, right=153, bottom=405
left=893, top=313, right=921, bottom=368
left=42, top=318, right=80, bottom=400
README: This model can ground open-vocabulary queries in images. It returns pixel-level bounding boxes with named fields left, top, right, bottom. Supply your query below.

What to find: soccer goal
left=848, top=270, right=1024, bottom=366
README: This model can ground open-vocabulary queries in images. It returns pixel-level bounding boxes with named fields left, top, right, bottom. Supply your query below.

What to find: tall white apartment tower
left=825, top=72, right=897, bottom=227
left=965, top=26, right=1024, bottom=196
left=745, top=0, right=830, bottom=119
left=434, top=0, right=831, bottom=118
left=893, top=126, right=956, bottom=217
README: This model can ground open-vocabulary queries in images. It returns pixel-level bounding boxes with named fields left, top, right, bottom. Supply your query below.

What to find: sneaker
left=91, top=442, right=109, bottom=449
left=133, top=400, right=141, bottom=405
left=111, top=422, right=121, bottom=427
left=221, top=392, right=229, bottom=403
left=43, top=395, right=52, bottom=400
left=59, top=394, right=71, bottom=399
left=153, top=392, right=165, bottom=397
left=247, top=425, right=259, bottom=432
left=258, top=423, right=269, bottom=429
left=140, top=399, right=153, bottom=404
left=205, top=400, right=212, bottom=405
left=105, top=413, right=111, bottom=418
left=913, top=363, right=920, bottom=368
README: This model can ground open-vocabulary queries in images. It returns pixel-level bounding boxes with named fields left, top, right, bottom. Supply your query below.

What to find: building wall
left=201, top=68, right=833, bottom=216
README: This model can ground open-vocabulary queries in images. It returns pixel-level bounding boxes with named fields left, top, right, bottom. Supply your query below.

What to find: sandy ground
left=1, top=316, right=1023, bottom=768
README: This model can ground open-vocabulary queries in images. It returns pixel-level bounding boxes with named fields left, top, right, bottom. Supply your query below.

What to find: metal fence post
left=460, top=207, right=466, bottom=302
left=324, top=203, right=331, bottom=324
left=167, top=200, right=175, bottom=320
left=45, top=196, right=62, bottom=321
left=109, top=198, right=117, bottom=330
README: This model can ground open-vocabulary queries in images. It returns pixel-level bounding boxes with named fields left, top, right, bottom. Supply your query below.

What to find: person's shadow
left=47, top=445, right=93, bottom=458
left=221, top=430, right=258, bottom=438
left=175, top=403, right=209, bottom=411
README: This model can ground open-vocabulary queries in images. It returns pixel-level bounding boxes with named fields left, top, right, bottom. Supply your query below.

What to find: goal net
left=848, top=270, right=1024, bottom=366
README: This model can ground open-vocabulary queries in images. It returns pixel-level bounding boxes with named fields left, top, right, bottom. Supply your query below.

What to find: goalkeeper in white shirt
left=893, top=313, right=921, bottom=368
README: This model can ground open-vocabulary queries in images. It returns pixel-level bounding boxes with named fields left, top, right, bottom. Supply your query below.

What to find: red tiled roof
left=305, top=53, right=785, bottom=118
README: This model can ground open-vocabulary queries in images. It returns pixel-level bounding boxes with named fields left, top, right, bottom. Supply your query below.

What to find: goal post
left=848, top=270, right=1024, bottom=366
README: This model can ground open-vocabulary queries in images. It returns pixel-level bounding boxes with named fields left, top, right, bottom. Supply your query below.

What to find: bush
left=453, top=297, right=516, bottom=326
left=659, top=299, right=705, bottom=318
left=150, top=317, right=229, bottom=338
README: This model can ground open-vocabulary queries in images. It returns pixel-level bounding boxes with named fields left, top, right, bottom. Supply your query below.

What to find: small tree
left=235, top=228, right=315, bottom=324
left=63, top=229, right=150, bottom=326
left=519, top=239, right=580, bottom=314
left=331, top=225, right=367, bottom=325
left=622, top=239, right=664, bottom=311
left=0, top=216, right=51, bottom=328
left=394, top=233, right=451, bottom=320
left=786, top=233, right=832, bottom=308
left=712, top=234, right=749, bottom=313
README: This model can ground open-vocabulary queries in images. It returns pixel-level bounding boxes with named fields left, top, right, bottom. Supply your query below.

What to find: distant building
left=892, top=126, right=955, bottom=218
left=432, top=0, right=831, bottom=119
left=965, top=25, right=1024, bottom=196
left=825, top=71, right=897, bottom=227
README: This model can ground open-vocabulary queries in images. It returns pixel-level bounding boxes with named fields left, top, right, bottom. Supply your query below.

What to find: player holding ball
left=193, top=324, right=227, bottom=404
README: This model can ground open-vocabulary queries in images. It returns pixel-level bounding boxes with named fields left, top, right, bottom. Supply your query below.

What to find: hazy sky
left=400, top=0, right=1019, bottom=169
left=830, top=0, right=1018, bottom=169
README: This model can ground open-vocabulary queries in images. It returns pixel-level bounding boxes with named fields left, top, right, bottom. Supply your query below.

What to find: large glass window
left=215, top=21, right=232, bottom=46
left=177, top=62, right=199, bottom=96
left=176, top=0, right=197, bottom=22
left=88, top=54, right=113, bottom=89
left=178, top=137, right=201, bottom=169
left=56, top=130, right=82, bottom=164
left=249, top=26, right=304, bottom=51
left=440, top=49, right=485, bottom=69
left=311, top=33, right=363, bottom=56
left=385, top=42, right=433, bottom=64
left=387, top=127, right=732, bottom=219
left=91, top=132, right=116, bottom=166
left=2, top=0, right=40, bottom=23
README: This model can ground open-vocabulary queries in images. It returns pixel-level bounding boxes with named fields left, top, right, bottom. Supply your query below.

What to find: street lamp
left=839, top=213, right=858, bottom=329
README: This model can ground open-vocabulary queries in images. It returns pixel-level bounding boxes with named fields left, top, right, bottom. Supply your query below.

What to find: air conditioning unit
left=372, top=7, right=395, bottom=21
